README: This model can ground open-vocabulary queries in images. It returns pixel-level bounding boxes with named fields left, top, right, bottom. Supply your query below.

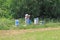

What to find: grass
left=0, top=30, right=60, bottom=40
left=0, top=18, right=60, bottom=30
left=0, top=18, right=60, bottom=40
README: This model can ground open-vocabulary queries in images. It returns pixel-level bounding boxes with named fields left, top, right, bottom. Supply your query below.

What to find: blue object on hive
left=15, top=19, right=19, bottom=26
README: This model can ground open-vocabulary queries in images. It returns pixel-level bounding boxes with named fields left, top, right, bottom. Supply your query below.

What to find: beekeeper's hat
left=25, top=14, right=28, bottom=16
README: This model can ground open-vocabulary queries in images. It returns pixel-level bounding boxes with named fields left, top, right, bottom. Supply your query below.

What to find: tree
left=0, top=0, right=60, bottom=19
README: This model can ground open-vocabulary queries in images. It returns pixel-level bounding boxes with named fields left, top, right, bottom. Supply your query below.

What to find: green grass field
left=0, top=18, right=60, bottom=40
left=0, top=18, right=60, bottom=30
left=0, top=29, right=60, bottom=40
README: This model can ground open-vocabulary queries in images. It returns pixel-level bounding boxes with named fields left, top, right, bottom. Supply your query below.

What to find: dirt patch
left=0, top=27, right=60, bottom=36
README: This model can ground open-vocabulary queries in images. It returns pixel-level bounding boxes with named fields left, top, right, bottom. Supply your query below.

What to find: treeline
left=0, top=0, right=60, bottom=19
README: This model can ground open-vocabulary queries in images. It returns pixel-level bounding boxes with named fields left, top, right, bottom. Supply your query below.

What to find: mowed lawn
left=0, top=28, right=60, bottom=40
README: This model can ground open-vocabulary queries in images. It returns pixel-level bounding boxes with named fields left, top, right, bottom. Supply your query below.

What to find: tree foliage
left=0, top=0, right=60, bottom=19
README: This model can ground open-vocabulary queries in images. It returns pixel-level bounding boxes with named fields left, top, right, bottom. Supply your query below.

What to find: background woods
left=0, top=0, right=60, bottom=19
